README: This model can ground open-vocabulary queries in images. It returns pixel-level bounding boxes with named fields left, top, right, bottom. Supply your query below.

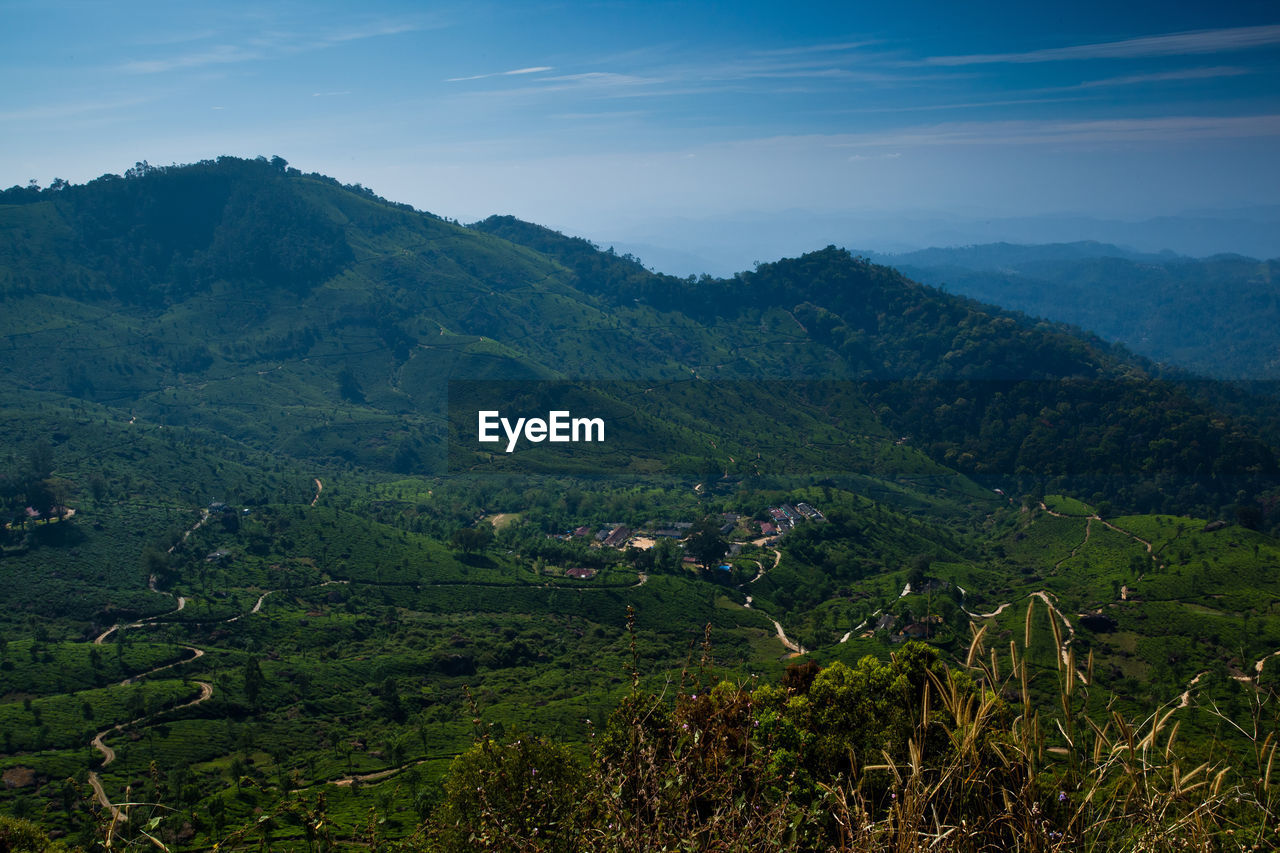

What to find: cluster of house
left=870, top=612, right=945, bottom=644
left=12, top=505, right=75, bottom=527
left=555, top=520, right=696, bottom=547
left=759, top=502, right=824, bottom=539
left=552, top=503, right=826, bottom=558
left=209, top=501, right=251, bottom=516
left=204, top=501, right=249, bottom=563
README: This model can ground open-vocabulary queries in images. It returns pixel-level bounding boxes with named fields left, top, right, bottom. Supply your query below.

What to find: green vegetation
left=2, top=159, right=1280, bottom=849
left=879, top=242, right=1280, bottom=380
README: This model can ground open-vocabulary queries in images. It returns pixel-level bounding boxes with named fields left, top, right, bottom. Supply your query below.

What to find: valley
left=1, top=159, right=1279, bottom=849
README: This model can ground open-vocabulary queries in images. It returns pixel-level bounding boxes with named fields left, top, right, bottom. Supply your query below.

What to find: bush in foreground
left=408, top=608, right=1280, bottom=852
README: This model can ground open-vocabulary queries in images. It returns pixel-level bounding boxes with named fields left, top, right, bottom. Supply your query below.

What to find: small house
left=602, top=526, right=631, bottom=548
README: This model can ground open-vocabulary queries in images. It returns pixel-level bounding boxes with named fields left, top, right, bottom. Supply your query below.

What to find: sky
left=3, top=1, right=1279, bottom=266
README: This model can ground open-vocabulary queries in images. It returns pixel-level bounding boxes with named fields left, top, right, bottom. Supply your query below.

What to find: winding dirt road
left=772, top=619, right=807, bottom=657
left=87, top=680, right=214, bottom=817
left=119, top=645, right=204, bottom=685
left=731, top=548, right=805, bottom=656
left=1030, top=591, right=1089, bottom=685
left=167, top=509, right=210, bottom=555
left=1054, top=517, right=1092, bottom=570
left=1039, top=502, right=1162, bottom=573
left=965, top=601, right=1013, bottom=619
left=223, top=590, right=273, bottom=623
left=81, top=496, right=342, bottom=819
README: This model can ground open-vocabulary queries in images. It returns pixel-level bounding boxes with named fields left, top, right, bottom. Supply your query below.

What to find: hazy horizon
left=4, top=1, right=1279, bottom=265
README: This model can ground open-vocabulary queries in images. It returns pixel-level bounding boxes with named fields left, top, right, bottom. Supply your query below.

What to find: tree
left=229, top=756, right=246, bottom=792
left=142, top=547, right=169, bottom=586
left=1235, top=502, right=1263, bottom=530
left=379, top=676, right=405, bottom=722
left=685, top=517, right=727, bottom=570
left=338, top=368, right=365, bottom=403
left=88, top=472, right=108, bottom=503
left=906, top=553, right=931, bottom=592
left=433, top=733, right=582, bottom=852
left=243, top=656, right=264, bottom=707
left=450, top=523, right=494, bottom=555
left=652, top=537, right=682, bottom=573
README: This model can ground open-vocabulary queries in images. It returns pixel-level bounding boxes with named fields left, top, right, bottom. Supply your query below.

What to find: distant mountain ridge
left=597, top=207, right=1280, bottom=280
left=858, top=242, right=1280, bottom=380
left=863, top=240, right=1176, bottom=268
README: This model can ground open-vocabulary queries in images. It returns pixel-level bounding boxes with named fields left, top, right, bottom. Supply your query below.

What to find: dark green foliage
left=418, top=639, right=1273, bottom=851
left=0, top=814, right=75, bottom=853
left=432, top=732, right=582, bottom=852
left=3, top=160, right=1280, bottom=849
left=882, top=243, right=1280, bottom=380
left=685, top=516, right=728, bottom=569
left=784, top=645, right=961, bottom=779
left=449, top=524, right=493, bottom=555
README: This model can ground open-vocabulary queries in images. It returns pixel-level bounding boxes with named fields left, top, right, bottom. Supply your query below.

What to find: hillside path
left=1039, top=502, right=1162, bottom=571
left=1031, top=591, right=1089, bottom=685
left=167, top=509, right=210, bottom=555
left=88, top=680, right=213, bottom=818
left=772, top=619, right=807, bottom=657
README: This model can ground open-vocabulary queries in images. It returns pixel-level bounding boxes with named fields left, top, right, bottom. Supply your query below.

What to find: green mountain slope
left=867, top=242, right=1280, bottom=380
left=3, top=158, right=1280, bottom=848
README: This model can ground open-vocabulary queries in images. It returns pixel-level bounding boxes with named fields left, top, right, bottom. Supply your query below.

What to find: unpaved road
left=167, top=509, right=210, bottom=554
left=88, top=680, right=213, bottom=816
left=772, top=619, right=807, bottom=657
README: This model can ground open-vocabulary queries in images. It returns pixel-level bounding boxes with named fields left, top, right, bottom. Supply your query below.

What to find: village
left=542, top=501, right=826, bottom=579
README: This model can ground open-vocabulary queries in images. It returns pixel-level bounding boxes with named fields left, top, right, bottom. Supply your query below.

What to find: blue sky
left=3, top=1, right=1279, bottom=259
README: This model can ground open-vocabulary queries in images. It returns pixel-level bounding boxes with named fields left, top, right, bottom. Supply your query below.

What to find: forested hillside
left=2, top=159, right=1280, bottom=850
left=869, top=242, right=1280, bottom=380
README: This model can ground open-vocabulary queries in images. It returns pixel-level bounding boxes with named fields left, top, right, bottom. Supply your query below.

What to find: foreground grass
left=98, top=611, right=1267, bottom=853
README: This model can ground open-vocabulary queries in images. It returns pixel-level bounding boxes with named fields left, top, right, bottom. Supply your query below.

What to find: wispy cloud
left=445, top=66, right=553, bottom=82
left=119, top=18, right=428, bottom=74
left=751, top=41, right=875, bottom=57
left=552, top=110, right=651, bottom=121
left=828, top=68, right=1252, bottom=117
left=312, top=90, right=352, bottom=97
left=926, top=24, right=1280, bottom=65
left=1067, top=66, right=1250, bottom=89
left=0, top=96, right=156, bottom=123
left=826, top=114, right=1280, bottom=147
left=318, top=21, right=422, bottom=46
left=840, top=95, right=1089, bottom=115
left=849, top=152, right=901, bottom=161
left=121, top=43, right=263, bottom=74
left=689, top=57, right=910, bottom=83
left=445, top=52, right=926, bottom=105
left=446, top=70, right=668, bottom=100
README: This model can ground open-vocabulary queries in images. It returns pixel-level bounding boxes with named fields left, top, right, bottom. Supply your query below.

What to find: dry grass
left=395, top=604, right=1280, bottom=851
left=115, top=606, right=1280, bottom=852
